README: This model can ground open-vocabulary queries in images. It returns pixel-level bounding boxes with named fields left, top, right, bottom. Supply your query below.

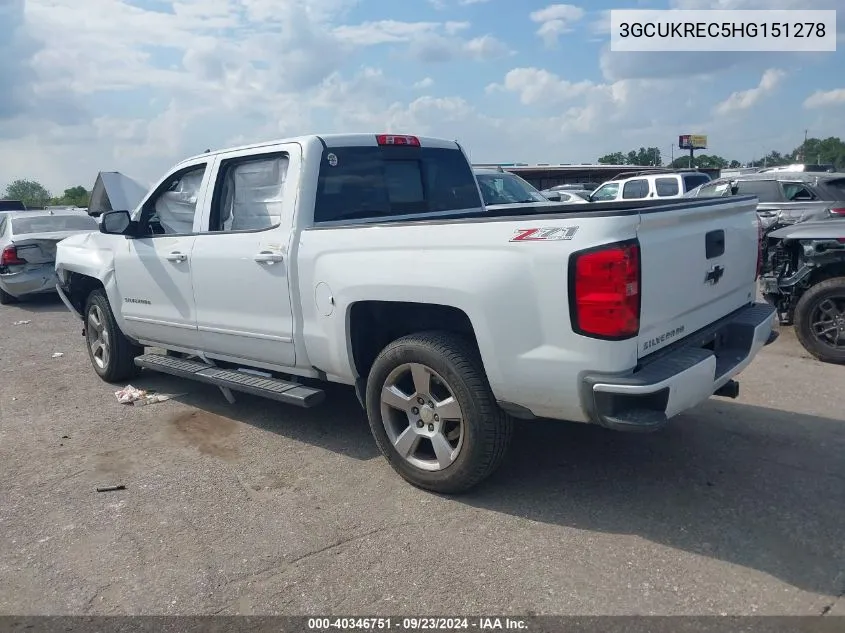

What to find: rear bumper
left=581, top=302, right=777, bottom=432
left=0, top=267, right=58, bottom=298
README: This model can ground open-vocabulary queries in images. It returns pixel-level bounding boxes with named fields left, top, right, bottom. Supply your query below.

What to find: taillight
left=829, top=207, right=845, bottom=216
left=376, top=134, right=420, bottom=146
left=756, top=217, right=763, bottom=280
left=569, top=240, right=640, bottom=339
left=0, top=246, right=26, bottom=266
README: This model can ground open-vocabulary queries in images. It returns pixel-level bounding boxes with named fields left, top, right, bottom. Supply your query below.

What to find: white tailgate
left=636, top=198, right=759, bottom=358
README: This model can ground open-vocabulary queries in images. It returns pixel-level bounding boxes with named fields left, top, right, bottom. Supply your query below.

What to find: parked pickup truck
left=54, top=133, right=777, bottom=493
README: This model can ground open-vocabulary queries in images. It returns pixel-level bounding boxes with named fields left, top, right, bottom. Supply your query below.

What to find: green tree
left=599, top=148, right=662, bottom=166
left=792, top=136, right=845, bottom=168
left=635, top=147, right=662, bottom=166
left=749, top=150, right=791, bottom=168
left=56, top=186, right=90, bottom=207
left=669, top=154, right=731, bottom=169
left=4, top=179, right=51, bottom=208
left=597, top=152, right=626, bottom=165
left=728, top=160, right=742, bottom=168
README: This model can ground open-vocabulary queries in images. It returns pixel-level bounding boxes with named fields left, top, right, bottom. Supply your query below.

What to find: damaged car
left=761, top=219, right=845, bottom=364
left=0, top=210, right=99, bottom=304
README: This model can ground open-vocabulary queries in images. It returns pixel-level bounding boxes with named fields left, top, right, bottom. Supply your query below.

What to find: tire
left=793, top=276, right=845, bottom=365
left=365, top=331, right=513, bottom=494
left=84, top=289, right=143, bottom=382
left=0, top=287, right=18, bottom=305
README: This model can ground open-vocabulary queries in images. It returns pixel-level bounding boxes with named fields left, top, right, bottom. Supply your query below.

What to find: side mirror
left=100, top=210, right=134, bottom=235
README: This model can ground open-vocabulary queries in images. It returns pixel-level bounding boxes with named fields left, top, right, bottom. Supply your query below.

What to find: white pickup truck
left=55, top=133, right=777, bottom=493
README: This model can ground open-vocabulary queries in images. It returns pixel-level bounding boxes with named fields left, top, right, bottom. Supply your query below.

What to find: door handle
left=254, top=251, right=284, bottom=264
left=166, top=252, right=187, bottom=262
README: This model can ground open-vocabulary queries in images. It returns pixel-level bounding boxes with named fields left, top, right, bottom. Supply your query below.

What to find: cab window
left=590, top=183, right=619, bottom=201
left=622, top=179, right=649, bottom=199
left=781, top=183, right=817, bottom=201
left=655, top=177, right=680, bottom=197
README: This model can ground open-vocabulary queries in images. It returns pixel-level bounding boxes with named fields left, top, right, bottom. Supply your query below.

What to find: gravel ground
left=0, top=294, right=843, bottom=616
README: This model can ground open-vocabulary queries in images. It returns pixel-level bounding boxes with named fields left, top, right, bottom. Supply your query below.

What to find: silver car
left=473, top=168, right=586, bottom=211
left=0, top=210, right=99, bottom=304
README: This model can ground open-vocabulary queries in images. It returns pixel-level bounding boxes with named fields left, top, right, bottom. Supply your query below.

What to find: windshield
left=11, top=214, right=98, bottom=235
left=476, top=173, right=547, bottom=205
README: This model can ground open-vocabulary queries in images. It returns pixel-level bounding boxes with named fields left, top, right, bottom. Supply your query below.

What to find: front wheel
left=365, top=331, right=513, bottom=494
left=793, top=277, right=845, bottom=364
left=84, top=289, right=143, bottom=382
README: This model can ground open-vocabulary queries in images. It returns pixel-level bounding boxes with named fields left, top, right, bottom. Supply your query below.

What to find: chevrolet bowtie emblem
left=705, top=265, right=725, bottom=285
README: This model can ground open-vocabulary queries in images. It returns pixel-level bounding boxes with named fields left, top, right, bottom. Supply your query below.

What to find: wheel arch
left=347, top=300, right=483, bottom=403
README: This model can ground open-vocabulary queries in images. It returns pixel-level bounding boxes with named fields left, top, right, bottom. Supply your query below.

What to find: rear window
left=313, top=145, right=482, bottom=223
left=12, top=215, right=98, bottom=235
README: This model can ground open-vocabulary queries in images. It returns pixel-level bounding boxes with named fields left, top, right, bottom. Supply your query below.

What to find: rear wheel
left=84, top=289, right=143, bottom=382
left=365, top=331, right=513, bottom=494
left=794, top=277, right=845, bottom=364
left=0, top=287, right=18, bottom=305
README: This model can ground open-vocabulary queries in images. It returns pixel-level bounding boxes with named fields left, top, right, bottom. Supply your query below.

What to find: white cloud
left=529, top=4, right=585, bottom=48
left=332, top=19, right=508, bottom=62
left=413, top=77, right=435, bottom=90
left=487, top=68, right=604, bottom=107
left=0, top=0, right=840, bottom=195
left=804, top=89, right=845, bottom=109
left=713, top=68, right=785, bottom=115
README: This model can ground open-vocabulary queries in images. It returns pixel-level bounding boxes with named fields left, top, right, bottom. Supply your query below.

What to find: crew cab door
left=189, top=145, right=299, bottom=367
left=114, top=158, right=212, bottom=348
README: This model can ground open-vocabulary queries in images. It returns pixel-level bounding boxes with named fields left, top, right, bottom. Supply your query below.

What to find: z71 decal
left=510, top=226, right=579, bottom=242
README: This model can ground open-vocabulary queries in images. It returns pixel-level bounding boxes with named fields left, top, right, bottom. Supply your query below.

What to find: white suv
left=590, top=171, right=711, bottom=202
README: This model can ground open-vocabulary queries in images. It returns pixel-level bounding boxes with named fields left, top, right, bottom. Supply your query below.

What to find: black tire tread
left=366, top=330, right=513, bottom=494
left=85, top=289, right=143, bottom=382
left=793, top=276, right=845, bottom=364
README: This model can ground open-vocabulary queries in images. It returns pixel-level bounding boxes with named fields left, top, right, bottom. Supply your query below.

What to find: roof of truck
left=178, top=133, right=461, bottom=166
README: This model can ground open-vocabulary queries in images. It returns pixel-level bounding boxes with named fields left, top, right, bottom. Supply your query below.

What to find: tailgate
left=636, top=197, right=759, bottom=358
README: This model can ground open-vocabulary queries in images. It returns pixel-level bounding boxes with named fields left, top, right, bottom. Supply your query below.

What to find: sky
left=0, top=0, right=844, bottom=194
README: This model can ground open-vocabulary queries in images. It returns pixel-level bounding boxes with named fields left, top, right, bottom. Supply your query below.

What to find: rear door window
left=736, top=180, right=782, bottom=202
left=622, top=179, right=649, bottom=199
left=655, top=177, right=680, bottom=197
left=313, top=145, right=481, bottom=223
left=781, top=182, right=818, bottom=201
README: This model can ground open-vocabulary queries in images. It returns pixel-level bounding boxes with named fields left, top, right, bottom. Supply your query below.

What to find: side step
left=134, top=353, right=325, bottom=408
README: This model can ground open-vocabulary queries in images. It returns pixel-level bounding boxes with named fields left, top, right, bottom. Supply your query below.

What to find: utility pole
left=800, top=129, right=808, bottom=163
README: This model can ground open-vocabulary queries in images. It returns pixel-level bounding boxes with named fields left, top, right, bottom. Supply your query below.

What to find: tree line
left=597, top=136, right=845, bottom=171
left=2, top=179, right=91, bottom=209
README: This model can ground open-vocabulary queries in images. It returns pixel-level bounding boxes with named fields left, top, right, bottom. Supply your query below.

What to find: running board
left=133, top=353, right=325, bottom=408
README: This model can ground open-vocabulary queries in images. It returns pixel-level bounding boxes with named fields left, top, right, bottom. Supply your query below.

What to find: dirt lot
left=1, top=295, right=844, bottom=616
